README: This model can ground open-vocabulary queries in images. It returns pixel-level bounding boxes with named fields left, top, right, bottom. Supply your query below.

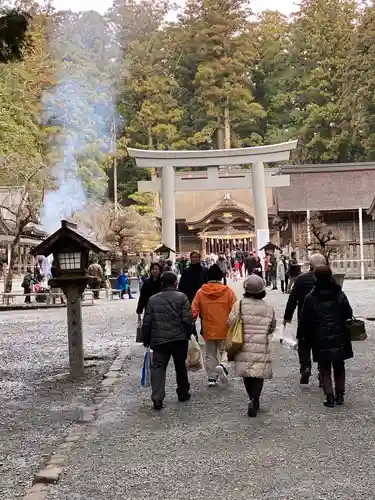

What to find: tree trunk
left=224, top=106, right=231, bottom=149
left=217, top=126, right=225, bottom=149
left=147, top=126, right=153, bottom=149
left=5, top=231, right=21, bottom=293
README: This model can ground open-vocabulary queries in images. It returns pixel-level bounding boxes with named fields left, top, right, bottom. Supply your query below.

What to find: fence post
left=359, top=207, right=365, bottom=280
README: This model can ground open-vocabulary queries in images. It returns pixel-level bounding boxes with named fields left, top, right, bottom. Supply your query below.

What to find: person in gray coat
left=232, top=275, right=276, bottom=417
left=142, top=271, right=194, bottom=410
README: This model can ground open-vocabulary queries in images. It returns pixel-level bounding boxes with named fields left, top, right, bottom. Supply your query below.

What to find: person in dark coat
left=178, top=255, right=189, bottom=276
left=142, top=271, right=193, bottom=410
left=178, top=250, right=208, bottom=337
left=298, top=265, right=353, bottom=407
left=245, top=253, right=257, bottom=276
left=22, top=267, right=35, bottom=303
left=287, top=251, right=301, bottom=292
left=284, top=253, right=327, bottom=384
left=178, top=251, right=208, bottom=303
left=136, top=262, right=163, bottom=318
left=253, top=256, right=263, bottom=278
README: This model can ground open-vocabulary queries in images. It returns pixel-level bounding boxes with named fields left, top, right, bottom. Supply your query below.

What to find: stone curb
left=23, top=347, right=131, bottom=499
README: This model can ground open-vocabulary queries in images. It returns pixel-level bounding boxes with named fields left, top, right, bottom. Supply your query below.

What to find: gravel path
left=0, top=297, right=138, bottom=499
left=43, top=280, right=375, bottom=500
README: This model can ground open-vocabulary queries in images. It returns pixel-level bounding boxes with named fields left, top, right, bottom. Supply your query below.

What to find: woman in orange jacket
left=192, top=264, right=236, bottom=386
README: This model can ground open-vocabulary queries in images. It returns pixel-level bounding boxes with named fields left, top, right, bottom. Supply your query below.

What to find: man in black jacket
left=178, top=250, right=208, bottom=336
left=142, top=271, right=193, bottom=410
left=284, top=253, right=327, bottom=384
left=287, top=251, right=301, bottom=292
left=178, top=250, right=208, bottom=303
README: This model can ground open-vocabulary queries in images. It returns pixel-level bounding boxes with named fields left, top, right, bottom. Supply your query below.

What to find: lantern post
left=30, top=220, right=108, bottom=377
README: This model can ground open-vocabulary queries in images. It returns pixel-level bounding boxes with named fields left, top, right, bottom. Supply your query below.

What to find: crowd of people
left=139, top=250, right=355, bottom=416
left=171, top=248, right=303, bottom=293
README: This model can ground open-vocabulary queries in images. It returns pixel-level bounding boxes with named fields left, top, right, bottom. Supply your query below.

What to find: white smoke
left=40, top=11, right=120, bottom=233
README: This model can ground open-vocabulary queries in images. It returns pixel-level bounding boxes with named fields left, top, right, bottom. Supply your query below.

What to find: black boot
left=247, top=399, right=259, bottom=418
left=300, top=368, right=311, bottom=385
left=335, top=392, right=344, bottom=405
left=324, top=395, right=335, bottom=408
left=153, top=400, right=164, bottom=411
left=178, top=393, right=191, bottom=403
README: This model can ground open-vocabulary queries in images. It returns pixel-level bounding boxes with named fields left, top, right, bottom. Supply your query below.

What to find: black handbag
left=346, top=318, right=367, bottom=341
left=136, top=320, right=143, bottom=343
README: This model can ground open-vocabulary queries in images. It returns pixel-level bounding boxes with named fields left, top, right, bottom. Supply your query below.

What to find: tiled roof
left=175, top=189, right=274, bottom=220
left=276, top=170, right=375, bottom=212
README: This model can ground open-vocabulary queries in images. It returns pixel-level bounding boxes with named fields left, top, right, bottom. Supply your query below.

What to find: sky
left=50, top=0, right=299, bottom=16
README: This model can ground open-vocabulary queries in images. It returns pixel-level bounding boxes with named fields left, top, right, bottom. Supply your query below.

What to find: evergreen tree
left=340, top=1, right=375, bottom=160
left=250, top=10, right=295, bottom=145
left=288, top=0, right=357, bottom=162
left=174, top=0, right=264, bottom=149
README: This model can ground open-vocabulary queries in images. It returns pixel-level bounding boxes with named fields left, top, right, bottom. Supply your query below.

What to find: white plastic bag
left=273, top=323, right=297, bottom=349
left=187, top=335, right=203, bottom=371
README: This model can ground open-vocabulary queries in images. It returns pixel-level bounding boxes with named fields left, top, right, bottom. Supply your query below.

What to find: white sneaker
left=208, top=379, right=217, bottom=387
left=216, top=364, right=229, bottom=386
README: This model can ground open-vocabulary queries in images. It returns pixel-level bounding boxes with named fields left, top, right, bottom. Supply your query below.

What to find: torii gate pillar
left=251, top=162, right=270, bottom=252
left=161, top=165, right=176, bottom=253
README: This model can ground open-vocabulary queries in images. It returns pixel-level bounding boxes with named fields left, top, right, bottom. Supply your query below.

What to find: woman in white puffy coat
left=234, top=274, right=276, bottom=417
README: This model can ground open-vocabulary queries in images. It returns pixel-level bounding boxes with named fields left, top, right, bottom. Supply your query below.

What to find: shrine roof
left=175, top=188, right=274, bottom=221
left=276, top=166, right=375, bottom=212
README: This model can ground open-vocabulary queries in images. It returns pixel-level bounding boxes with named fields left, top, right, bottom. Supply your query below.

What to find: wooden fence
left=283, top=244, right=375, bottom=279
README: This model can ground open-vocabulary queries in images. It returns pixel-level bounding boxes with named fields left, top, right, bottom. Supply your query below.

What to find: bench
left=0, top=291, right=94, bottom=306
left=108, top=289, right=121, bottom=300
left=1, top=292, right=63, bottom=306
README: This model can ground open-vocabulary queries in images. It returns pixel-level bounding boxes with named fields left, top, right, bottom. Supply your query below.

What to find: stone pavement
left=0, top=296, right=138, bottom=499
left=38, top=280, right=375, bottom=500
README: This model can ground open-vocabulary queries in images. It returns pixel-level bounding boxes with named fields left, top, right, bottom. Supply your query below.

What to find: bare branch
left=295, top=213, right=339, bottom=261
left=0, top=204, right=17, bottom=217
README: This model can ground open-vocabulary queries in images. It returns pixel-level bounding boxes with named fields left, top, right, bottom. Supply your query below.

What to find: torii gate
left=128, top=140, right=298, bottom=256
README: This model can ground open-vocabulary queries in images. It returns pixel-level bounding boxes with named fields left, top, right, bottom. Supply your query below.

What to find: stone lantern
left=259, top=242, right=281, bottom=255
left=155, top=244, right=176, bottom=261
left=30, top=220, right=108, bottom=377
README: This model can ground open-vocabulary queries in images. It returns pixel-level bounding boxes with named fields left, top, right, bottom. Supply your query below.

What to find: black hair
left=243, top=290, right=266, bottom=300
left=207, top=263, right=224, bottom=282
left=161, top=271, right=178, bottom=288
left=150, top=262, right=163, bottom=273
left=190, top=250, right=201, bottom=259
left=314, top=265, right=332, bottom=285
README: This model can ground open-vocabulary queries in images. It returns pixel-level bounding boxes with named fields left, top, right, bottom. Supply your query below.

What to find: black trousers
left=297, top=338, right=313, bottom=374
left=121, top=288, right=133, bottom=299
left=271, top=271, right=277, bottom=289
left=24, top=286, right=31, bottom=303
left=89, top=278, right=100, bottom=299
left=320, top=360, right=345, bottom=395
left=281, top=280, right=285, bottom=293
left=243, top=377, right=264, bottom=401
left=285, top=275, right=289, bottom=291
left=151, top=340, right=190, bottom=403
left=298, top=339, right=322, bottom=381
